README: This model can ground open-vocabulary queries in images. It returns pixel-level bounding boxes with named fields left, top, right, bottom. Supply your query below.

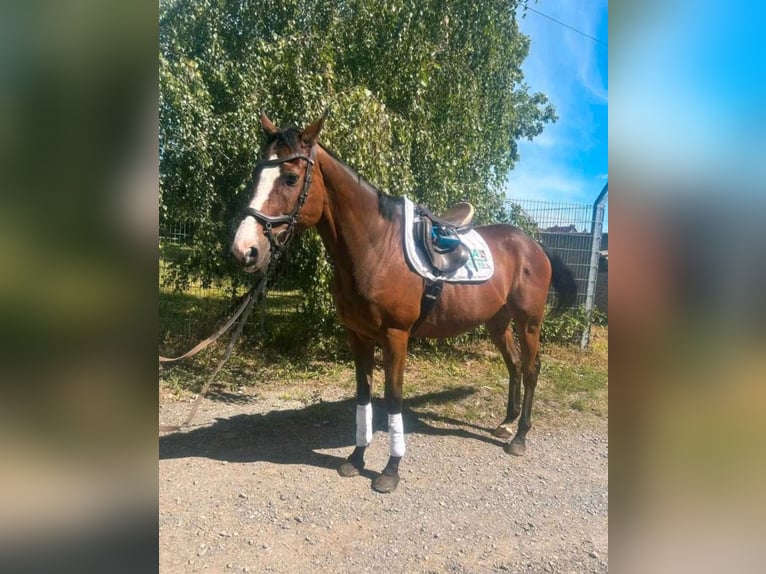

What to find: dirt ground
left=159, top=375, right=608, bottom=573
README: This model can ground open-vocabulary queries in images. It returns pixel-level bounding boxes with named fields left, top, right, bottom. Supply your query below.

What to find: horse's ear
left=260, top=111, right=279, bottom=136
left=301, top=110, right=328, bottom=146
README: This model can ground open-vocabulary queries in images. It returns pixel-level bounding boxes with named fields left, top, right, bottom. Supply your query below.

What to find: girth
left=411, top=278, right=444, bottom=334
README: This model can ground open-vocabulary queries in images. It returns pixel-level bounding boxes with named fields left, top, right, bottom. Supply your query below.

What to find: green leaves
left=160, top=0, right=556, bottom=333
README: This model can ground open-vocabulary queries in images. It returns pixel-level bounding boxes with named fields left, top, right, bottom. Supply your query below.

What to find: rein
left=159, top=275, right=264, bottom=433
left=159, top=145, right=316, bottom=433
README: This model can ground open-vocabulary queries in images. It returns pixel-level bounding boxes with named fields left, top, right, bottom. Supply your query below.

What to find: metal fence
left=507, top=187, right=608, bottom=348
left=159, top=220, right=249, bottom=350
left=160, top=193, right=607, bottom=349
left=506, top=198, right=594, bottom=308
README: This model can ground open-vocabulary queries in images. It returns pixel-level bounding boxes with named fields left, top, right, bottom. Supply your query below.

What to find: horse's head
left=231, top=112, right=326, bottom=272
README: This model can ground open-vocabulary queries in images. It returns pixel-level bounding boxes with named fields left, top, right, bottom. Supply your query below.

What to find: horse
left=231, top=112, right=577, bottom=493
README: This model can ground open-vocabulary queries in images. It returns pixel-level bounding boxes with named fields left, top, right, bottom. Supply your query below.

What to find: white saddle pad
left=402, top=197, right=494, bottom=283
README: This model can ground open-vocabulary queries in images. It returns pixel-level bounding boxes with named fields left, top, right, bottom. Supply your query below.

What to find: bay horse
left=231, top=113, right=577, bottom=493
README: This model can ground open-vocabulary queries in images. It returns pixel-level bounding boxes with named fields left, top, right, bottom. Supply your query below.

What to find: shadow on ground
left=160, top=387, right=508, bottom=473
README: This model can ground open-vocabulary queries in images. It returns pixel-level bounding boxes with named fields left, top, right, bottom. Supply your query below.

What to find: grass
left=159, top=280, right=304, bottom=356
left=401, top=326, right=608, bottom=427
left=160, top=324, right=608, bottom=428
left=160, top=248, right=607, bottom=430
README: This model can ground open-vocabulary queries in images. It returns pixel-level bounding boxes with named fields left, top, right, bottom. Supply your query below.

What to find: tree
left=160, top=0, right=556, bottom=317
left=499, top=202, right=540, bottom=238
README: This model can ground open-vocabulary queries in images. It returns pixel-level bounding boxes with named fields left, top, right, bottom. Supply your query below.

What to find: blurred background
left=610, top=0, right=766, bottom=572
left=0, top=1, right=158, bottom=571
left=1, top=0, right=765, bottom=572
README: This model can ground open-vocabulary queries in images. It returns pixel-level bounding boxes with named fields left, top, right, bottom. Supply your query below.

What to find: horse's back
left=413, top=224, right=550, bottom=337
left=475, top=224, right=550, bottom=274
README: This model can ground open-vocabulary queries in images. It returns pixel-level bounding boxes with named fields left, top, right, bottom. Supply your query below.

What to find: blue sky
left=505, top=1, right=608, bottom=211
left=612, top=0, right=766, bottom=192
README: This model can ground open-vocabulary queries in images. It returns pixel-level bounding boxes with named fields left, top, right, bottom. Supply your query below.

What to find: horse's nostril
left=244, top=246, right=258, bottom=266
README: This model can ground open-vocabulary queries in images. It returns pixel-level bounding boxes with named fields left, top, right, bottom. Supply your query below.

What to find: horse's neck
left=315, top=148, right=396, bottom=265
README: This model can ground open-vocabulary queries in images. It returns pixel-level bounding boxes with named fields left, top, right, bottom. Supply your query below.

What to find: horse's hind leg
left=506, top=318, right=542, bottom=456
left=338, top=330, right=375, bottom=477
left=487, top=316, right=523, bottom=440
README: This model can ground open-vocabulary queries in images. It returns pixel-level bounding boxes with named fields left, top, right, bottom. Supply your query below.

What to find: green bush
left=251, top=303, right=606, bottom=359
left=541, top=306, right=607, bottom=345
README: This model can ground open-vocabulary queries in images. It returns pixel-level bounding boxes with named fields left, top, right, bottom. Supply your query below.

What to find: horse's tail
left=542, top=245, right=578, bottom=314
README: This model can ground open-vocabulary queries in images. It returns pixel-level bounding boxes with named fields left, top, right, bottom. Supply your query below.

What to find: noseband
left=243, top=145, right=317, bottom=253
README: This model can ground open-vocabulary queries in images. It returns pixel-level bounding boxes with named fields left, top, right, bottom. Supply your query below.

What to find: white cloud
left=527, top=130, right=558, bottom=148
left=519, top=1, right=608, bottom=138
left=505, top=146, right=604, bottom=209
left=507, top=172, right=586, bottom=201
left=563, top=3, right=608, bottom=103
left=505, top=167, right=608, bottom=232
left=505, top=138, right=601, bottom=204
left=507, top=1, right=608, bottom=206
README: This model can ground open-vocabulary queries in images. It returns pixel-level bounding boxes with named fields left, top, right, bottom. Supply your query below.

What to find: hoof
left=504, top=437, right=527, bottom=456
left=337, top=461, right=361, bottom=477
left=493, top=425, right=514, bottom=440
left=372, top=472, right=400, bottom=493
left=338, top=446, right=366, bottom=477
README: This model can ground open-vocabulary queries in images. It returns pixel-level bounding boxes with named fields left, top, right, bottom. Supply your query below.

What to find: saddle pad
left=402, top=197, right=494, bottom=283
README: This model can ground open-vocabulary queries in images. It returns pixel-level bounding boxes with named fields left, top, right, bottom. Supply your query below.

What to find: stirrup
left=431, top=225, right=461, bottom=251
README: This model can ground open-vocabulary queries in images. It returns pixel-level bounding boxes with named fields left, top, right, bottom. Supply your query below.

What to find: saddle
left=417, top=202, right=475, bottom=275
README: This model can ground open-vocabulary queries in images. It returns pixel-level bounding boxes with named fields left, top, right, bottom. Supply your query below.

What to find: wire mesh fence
left=160, top=221, right=245, bottom=352
left=159, top=196, right=607, bottom=350
left=505, top=198, right=600, bottom=309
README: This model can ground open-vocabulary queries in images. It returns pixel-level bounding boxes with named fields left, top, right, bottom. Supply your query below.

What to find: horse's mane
left=376, top=189, right=402, bottom=222
left=267, top=127, right=401, bottom=222
left=318, top=144, right=402, bottom=222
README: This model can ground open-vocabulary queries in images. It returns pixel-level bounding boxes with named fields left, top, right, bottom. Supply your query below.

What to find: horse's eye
left=283, top=173, right=299, bottom=187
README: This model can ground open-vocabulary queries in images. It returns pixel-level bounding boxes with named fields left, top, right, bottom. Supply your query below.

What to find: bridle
left=243, top=145, right=317, bottom=254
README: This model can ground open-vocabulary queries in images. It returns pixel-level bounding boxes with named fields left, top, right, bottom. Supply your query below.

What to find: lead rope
left=159, top=171, right=315, bottom=432
left=159, top=253, right=280, bottom=433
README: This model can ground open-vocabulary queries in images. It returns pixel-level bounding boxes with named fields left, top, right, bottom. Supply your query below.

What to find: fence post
left=580, top=183, right=608, bottom=349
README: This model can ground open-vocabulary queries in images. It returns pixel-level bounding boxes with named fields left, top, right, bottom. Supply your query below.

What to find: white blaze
left=250, top=156, right=281, bottom=212
left=356, top=403, right=373, bottom=447
left=232, top=155, right=280, bottom=265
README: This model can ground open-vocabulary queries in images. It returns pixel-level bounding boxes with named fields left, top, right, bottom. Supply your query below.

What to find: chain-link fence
left=160, top=195, right=607, bottom=350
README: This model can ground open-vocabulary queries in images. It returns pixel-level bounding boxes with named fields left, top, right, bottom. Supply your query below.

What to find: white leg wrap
left=388, top=413, right=406, bottom=457
left=355, top=403, right=373, bottom=447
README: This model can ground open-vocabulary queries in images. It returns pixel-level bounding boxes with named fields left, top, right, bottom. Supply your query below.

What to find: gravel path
left=159, top=388, right=608, bottom=573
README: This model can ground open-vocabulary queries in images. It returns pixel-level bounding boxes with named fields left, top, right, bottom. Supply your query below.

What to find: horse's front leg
left=372, top=328, right=409, bottom=493
left=338, top=330, right=375, bottom=477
